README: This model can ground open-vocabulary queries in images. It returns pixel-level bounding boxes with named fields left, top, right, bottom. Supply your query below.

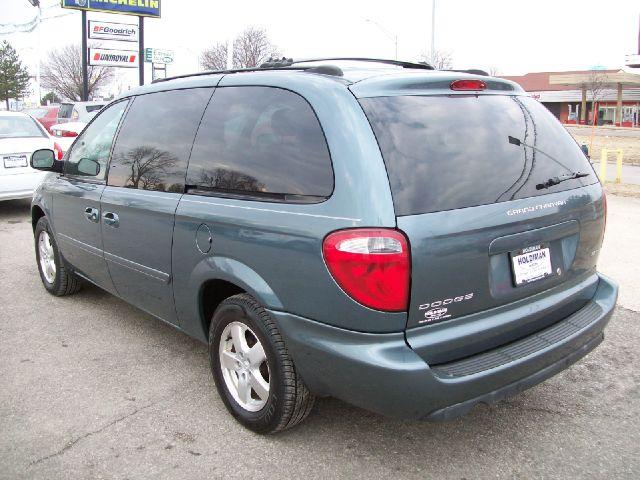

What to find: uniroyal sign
left=88, top=20, right=139, bottom=42
left=89, top=48, right=139, bottom=68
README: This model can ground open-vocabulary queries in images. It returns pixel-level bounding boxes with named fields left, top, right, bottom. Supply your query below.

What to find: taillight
left=61, top=130, right=78, bottom=137
left=322, top=228, right=410, bottom=312
left=450, top=79, right=486, bottom=91
left=53, top=142, right=64, bottom=161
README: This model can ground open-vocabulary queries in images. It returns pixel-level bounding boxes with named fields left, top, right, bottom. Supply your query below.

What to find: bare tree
left=586, top=70, right=607, bottom=126
left=41, top=44, right=113, bottom=101
left=489, top=66, right=500, bottom=77
left=201, top=41, right=228, bottom=71
left=232, top=26, right=279, bottom=68
left=201, top=27, right=280, bottom=71
left=421, top=50, right=453, bottom=70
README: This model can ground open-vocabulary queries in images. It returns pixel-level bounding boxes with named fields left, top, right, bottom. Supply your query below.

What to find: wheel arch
left=192, top=256, right=285, bottom=341
left=31, top=204, right=46, bottom=231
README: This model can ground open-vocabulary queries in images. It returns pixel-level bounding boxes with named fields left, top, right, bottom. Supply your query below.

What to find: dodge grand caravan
left=29, top=58, right=618, bottom=433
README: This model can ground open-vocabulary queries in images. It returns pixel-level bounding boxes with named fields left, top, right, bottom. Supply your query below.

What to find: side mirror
left=31, top=149, right=63, bottom=173
left=77, top=158, right=100, bottom=176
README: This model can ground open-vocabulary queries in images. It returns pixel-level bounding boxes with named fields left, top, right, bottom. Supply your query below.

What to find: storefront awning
left=549, top=70, right=640, bottom=88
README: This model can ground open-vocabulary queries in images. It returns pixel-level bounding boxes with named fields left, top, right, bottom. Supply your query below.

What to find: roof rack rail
left=290, top=57, right=434, bottom=70
left=152, top=64, right=306, bottom=84
left=152, top=57, right=434, bottom=84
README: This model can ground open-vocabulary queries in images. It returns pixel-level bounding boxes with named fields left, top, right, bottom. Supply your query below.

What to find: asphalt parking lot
left=1, top=196, right=639, bottom=479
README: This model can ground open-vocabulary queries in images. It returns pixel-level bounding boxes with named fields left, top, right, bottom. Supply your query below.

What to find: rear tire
left=34, top=216, right=82, bottom=296
left=209, top=293, right=315, bottom=433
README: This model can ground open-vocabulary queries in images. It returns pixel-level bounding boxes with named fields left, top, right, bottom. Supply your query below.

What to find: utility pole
left=139, top=16, right=144, bottom=85
left=431, top=0, right=436, bottom=62
left=81, top=10, right=88, bottom=101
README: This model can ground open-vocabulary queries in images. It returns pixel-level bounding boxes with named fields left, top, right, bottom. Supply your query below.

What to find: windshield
left=0, top=116, right=46, bottom=139
left=360, top=95, right=596, bottom=216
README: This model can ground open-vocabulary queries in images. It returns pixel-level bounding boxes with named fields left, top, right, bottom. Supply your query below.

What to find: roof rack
left=152, top=57, right=434, bottom=84
left=152, top=65, right=306, bottom=83
left=290, top=57, right=434, bottom=70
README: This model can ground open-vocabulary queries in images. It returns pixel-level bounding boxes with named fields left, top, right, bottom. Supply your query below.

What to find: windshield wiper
left=536, top=171, right=590, bottom=190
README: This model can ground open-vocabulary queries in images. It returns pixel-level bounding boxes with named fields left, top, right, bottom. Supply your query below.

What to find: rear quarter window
left=360, top=95, right=596, bottom=215
left=186, top=86, right=334, bottom=202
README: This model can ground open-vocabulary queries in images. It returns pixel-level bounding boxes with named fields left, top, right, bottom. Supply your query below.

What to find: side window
left=107, top=88, right=213, bottom=192
left=64, top=100, right=128, bottom=180
left=186, top=86, right=334, bottom=201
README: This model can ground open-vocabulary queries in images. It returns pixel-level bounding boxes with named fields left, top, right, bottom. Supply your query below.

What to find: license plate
left=510, top=244, right=553, bottom=286
left=3, top=155, right=28, bottom=168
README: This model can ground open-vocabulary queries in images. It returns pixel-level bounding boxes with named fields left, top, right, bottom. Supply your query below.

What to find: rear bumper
left=0, top=172, right=44, bottom=201
left=269, top=273, right=618, bottom=420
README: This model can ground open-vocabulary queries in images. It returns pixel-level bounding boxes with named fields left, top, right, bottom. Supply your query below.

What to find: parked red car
left=22, top=106, right=59, bottom=135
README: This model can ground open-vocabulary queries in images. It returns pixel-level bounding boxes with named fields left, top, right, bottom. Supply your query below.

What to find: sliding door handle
left=84, top=207, right=99, bottom=223
left=103, top=211, right=119, bottom=228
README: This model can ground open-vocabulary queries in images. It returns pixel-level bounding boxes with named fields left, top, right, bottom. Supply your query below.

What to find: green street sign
left=144, top=48, right=174, bottom=64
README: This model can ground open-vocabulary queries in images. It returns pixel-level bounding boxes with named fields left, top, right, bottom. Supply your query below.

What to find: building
left=502, top=69, right=640, bottom=127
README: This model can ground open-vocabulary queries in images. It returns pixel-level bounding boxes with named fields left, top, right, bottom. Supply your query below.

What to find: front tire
left=209, top=294, right=315, bottom=433
left=34, top=216, right=82, bottom=296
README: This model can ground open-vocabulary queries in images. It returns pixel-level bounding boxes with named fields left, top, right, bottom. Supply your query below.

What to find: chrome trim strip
left=179, top=198, right=361, bottom=222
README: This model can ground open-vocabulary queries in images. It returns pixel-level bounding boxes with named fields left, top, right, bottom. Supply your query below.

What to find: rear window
left=186, top=86, right=333, bottom=202
left=360, top=95, right=596, bottom=216
left=0, top=116, right=45, bottom=138
left=23, top=108, right=48, bottom=118
left=86, top=105, right=104, bottom=113
left=58, top=103, right=73, bottom=119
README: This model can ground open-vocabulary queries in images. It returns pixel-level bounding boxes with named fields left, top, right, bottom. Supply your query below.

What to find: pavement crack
left=28, top=402, right=156, bottom=467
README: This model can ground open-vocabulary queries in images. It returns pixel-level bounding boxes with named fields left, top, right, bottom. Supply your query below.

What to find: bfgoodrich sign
left=89, top=20, right=139, bottom=42
left=61, top=0, right=161, bottom=18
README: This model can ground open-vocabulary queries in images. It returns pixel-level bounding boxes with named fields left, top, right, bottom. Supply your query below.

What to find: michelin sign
left=61, top=0, right=161, bottom=18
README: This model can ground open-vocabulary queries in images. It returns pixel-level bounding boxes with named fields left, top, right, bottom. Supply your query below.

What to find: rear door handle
left=103, top=211, right=119, bottom=228
left=84, top=207, right=99, bottom=223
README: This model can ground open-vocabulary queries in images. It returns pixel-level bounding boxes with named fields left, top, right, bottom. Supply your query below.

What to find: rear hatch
left=356, top=77, right=605, bottom=362
left=1, top=115, right=51, bottom=177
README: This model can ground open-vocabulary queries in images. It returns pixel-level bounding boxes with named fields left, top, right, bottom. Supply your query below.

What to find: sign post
left=139, top=17, right=144, bottom=86
left=81, top=10, right=88, bottom=101
left=61, top=0, right=162, bottom=97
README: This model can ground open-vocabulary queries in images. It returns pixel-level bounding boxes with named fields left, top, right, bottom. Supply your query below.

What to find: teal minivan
left=30, top=58, right=617, bottom=433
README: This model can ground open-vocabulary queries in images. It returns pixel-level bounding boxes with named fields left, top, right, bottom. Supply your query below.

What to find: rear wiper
left=536, top=171, right=590, bottom=190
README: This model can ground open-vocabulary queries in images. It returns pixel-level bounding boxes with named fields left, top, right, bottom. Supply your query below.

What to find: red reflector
left=53, top=142, right=64, bottom=161
left=322, top=229, right=410, bottom=312
left=450, top=79, right=487, bottom=91
left=603, top=190, right=607, bottom=233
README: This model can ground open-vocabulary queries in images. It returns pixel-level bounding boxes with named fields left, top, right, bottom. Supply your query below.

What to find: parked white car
left=0, top=111, right=62, bottom=201
left=49, top=121, right=86, bottom=153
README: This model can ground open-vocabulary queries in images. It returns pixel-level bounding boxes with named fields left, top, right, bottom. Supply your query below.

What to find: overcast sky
left=1, top=0, right=639, bottom=101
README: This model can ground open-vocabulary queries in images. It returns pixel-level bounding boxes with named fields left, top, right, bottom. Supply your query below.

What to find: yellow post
left=615, top=149, right=623, bottom=184
left=600, top=148, right=608, bottom=182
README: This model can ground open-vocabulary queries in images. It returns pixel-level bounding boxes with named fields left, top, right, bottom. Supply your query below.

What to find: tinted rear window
left=58, top=104, right=73, bottom=118
left=86, top=104, right=104, bottom=113
left=0, top=116, right=45, bottom=138
left=186, top=86, right=333, bottom=202
left=360, top=95, right=596, bottom=215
